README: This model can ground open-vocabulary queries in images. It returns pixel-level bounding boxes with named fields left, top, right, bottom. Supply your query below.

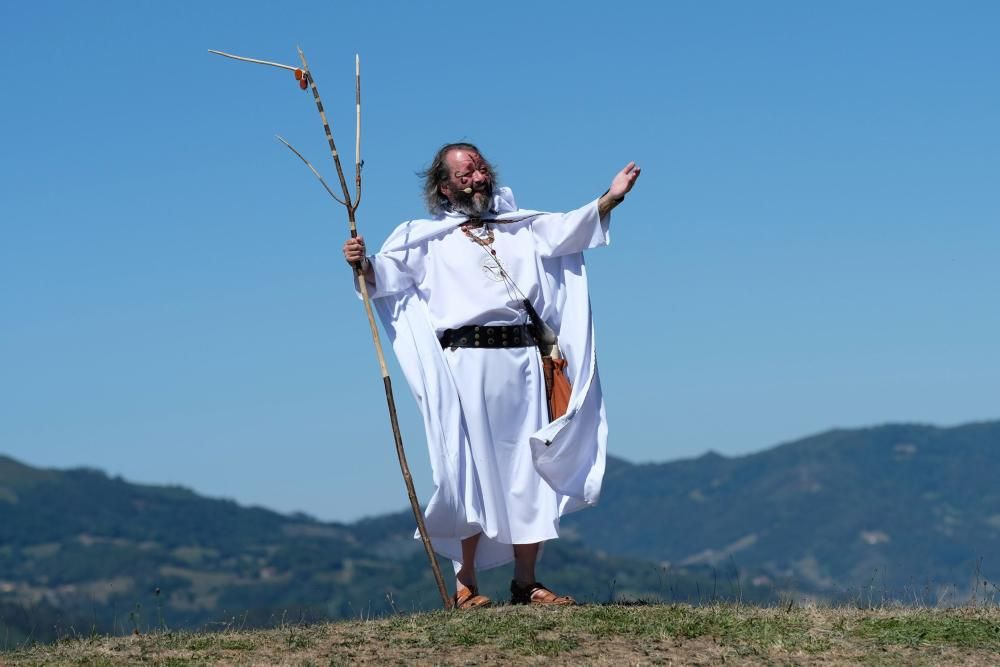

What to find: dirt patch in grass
left=5, top=604, right=1000, bottom=666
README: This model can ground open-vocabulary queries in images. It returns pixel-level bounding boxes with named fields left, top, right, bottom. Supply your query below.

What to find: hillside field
left=5, top=603, right=1000, bottom=666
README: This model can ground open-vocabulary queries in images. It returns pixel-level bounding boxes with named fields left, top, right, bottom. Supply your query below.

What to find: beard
left=447, top=182, right=494, bottom=217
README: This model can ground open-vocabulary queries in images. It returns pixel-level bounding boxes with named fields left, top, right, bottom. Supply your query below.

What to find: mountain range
left=567, top=421, right=1000, bottom=597
left=3, top=420, right=998, bottom=644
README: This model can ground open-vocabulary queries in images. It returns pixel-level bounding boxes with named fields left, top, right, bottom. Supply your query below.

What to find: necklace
left=460, top=219, right=495, bottom=250
left=459, top=219, right=509, bottom=283
left=457, top=215, right=539, bottom=329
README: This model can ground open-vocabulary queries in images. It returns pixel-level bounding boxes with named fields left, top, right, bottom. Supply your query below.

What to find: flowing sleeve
left=362, top=242, right=427, bottom=300
left=354, top=221, right=429, bottom=300
left=529, top=198, right=611, bottom=258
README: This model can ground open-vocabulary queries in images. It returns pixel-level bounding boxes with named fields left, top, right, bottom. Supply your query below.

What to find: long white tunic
left=363, top=188, right=609, bottom=570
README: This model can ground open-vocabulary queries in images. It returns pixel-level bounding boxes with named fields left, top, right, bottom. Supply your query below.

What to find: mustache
left=448, top=181, right=494, bottom=216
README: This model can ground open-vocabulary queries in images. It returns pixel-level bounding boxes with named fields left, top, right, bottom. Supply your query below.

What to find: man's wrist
left=598, top=190, right=624, bottom=218
left=601, top=188, right=625, bottom=204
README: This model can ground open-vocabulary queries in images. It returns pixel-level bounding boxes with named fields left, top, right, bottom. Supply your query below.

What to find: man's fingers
left=343, top=236, right=366, bottom=266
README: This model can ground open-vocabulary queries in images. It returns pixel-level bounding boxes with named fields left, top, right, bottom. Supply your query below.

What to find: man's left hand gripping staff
left=598, top=161, right=641, bottom=218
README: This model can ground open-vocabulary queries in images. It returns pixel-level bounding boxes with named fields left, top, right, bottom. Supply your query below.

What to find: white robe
left=362, top=187, right=608, bottom=570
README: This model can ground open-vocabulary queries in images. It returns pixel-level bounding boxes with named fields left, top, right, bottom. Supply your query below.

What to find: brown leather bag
left=523, top=298, right=572, bottom=421
left=542, top=355, right=572, bottom=421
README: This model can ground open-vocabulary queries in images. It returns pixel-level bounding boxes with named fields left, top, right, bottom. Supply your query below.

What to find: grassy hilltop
left=6, top=604, right=1000, bottom=666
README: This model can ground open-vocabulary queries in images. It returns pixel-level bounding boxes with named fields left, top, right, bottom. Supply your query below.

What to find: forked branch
left=208, top=47, right=362, bottom=223
left=276, top=135, right=348, bottom=206
left=296, top=47, right=355, bottom=225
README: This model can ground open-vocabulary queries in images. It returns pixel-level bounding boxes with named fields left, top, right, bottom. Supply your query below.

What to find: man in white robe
left=343, top=143, right=640, bottom=607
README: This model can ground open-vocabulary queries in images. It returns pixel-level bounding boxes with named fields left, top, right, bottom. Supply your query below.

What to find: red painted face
left=440, top=149, right=493, bottom=214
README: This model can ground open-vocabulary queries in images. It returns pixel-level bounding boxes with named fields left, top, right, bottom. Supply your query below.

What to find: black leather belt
left=439, top=324, right=536, bottom=350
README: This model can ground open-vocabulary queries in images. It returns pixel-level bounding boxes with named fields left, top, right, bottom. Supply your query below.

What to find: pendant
left=481, top=257, right=504, bottom=282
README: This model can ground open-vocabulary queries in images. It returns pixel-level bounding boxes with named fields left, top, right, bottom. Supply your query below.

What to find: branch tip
left=208, top=49, right=298, bottom=72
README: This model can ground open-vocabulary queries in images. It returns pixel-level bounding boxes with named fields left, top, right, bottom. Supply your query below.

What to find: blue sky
left=2, top=1, right=997, bottom=522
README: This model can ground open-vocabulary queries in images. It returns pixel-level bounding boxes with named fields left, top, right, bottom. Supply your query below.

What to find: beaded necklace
left=460, top=219, right=496, bottom=252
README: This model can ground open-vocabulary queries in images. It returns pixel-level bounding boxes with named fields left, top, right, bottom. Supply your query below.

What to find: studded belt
left=439, top=324, right=537, bottom=350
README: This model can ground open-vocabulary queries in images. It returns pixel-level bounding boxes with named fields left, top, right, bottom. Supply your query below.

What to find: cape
left=363, top=187, right=608, bottom=566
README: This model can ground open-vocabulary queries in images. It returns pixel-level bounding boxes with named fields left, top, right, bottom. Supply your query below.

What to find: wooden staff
left=209, top=47, right=452, bottom=610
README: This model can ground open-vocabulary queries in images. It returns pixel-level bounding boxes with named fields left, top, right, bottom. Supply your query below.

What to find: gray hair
left=418, top=142, right=497, bottom=216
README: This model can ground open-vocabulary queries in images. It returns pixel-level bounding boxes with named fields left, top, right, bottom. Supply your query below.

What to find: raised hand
left=608, top=161, right=641, bottom=200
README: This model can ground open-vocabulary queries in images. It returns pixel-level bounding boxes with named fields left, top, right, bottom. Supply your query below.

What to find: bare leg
left=457, top=533, right=481, bottom=590
left=513, top=541, right=541, bottom=586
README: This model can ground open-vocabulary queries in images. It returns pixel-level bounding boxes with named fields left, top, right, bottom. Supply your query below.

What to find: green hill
left=0, top=455, right=768, bottom=645
left=4, top=419, right=999, bottom=645
left=565, top=421, right=1000, bottom=599
left=8, top=605, right=1000, bottom=666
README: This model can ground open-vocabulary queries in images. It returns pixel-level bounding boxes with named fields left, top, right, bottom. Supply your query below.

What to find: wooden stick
left=207, top=50, right=298, bottom=72
left=210, top=47, right=452, bottom=610
left=276, top=135, right=348, bottom=206
left=354, top=54, right=362, bottom=211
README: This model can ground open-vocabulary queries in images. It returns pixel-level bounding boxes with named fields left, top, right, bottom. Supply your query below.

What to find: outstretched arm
left=529, top=162, right=641, bottom=257
left=598, top=161, right=641, bottom=218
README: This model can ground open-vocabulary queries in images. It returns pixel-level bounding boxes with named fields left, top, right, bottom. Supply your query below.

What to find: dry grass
left=4, top=603, right=1000, bottom=666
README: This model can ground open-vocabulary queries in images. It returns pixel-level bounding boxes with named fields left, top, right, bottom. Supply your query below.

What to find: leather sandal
left=454, top=584, right=492, bottom=610
left=510, top=580, right=577, bottom=606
